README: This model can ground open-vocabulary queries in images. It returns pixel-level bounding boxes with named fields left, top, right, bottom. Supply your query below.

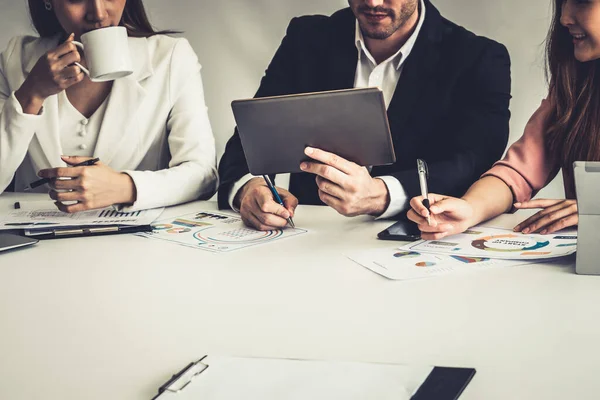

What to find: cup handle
left=71, top=41, right=90, bottom=77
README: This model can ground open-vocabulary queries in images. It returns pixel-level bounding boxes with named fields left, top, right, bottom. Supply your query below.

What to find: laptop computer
left=231, top=88, right=396, bottom=175
left=573, top=161, right=600, bottom=275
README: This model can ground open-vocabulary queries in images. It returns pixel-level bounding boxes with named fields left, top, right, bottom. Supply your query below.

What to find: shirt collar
left=355, top=0, right=426, bottom=70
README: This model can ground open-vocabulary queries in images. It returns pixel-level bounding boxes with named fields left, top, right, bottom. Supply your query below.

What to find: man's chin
left=360, top=26, right=394, bottom=40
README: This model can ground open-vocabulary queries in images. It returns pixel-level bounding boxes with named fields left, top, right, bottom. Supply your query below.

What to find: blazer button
left=78, top=129, right=86, bottom=137
left=80, top=119, right=88, bottom=125
left=78, top=144, right=88, bottom=150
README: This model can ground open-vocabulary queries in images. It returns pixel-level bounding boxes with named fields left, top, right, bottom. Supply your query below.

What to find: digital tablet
left=0, top=233, right=38, bottom=253
left=231, top=88, right=396, bottom=175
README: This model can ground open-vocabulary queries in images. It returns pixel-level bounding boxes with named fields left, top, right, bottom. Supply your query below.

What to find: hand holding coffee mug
left=72, top=26, right=133, bottom=82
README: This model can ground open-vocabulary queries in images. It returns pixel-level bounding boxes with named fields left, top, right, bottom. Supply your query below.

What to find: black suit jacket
left=218, top=1, right=511, bottom=213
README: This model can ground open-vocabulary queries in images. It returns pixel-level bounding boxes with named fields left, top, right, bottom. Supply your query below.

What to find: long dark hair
left=545, top=0, right=600, bottom=198
left=28, top=0, right=178, bottom=38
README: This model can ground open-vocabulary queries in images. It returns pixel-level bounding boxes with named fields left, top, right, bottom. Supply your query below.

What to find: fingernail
left=300, top=163, right=308, bottom=170
left=305, top=147, right=314, bottom=155
left=541, top=230, right=548, bottom=235
left=514, top=203, right=521, bottom=207
left=522, top=228, right=530, bottom=234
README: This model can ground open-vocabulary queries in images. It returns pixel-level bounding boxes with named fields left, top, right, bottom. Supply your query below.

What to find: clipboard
left=152, top=356, right=476, bottom=400
left=21, top=224, right=152, bottom=239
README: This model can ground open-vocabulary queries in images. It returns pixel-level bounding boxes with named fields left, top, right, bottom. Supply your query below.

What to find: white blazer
left=0, top=34, right=218, bottom=210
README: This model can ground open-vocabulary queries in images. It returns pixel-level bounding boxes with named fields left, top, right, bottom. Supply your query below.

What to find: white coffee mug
left=72, top=26, right=133, bottom=82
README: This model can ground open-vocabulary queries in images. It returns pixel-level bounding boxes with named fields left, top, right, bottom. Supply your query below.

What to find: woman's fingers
left=60, top=65, right=84, bottom=82
left=514, top=198, right=564, bottom=210
left=409, top=193, right=447, bottom=219
left=53, top=34, right=77, bottom=58
left=516, top=202, right=577, bottom=234
left=417, top=222, right=455, bottom=234
left=409, top=196, right=430, bottom=218
left=420, top=230, right=454, bottom=241
left=514, top=204, right=563, bottom=232
left=540, top=214, right=579, bottom=234
left=55, top=201, right=86, bottom=214
left=514, top=200, right=576, bottom=233
left=56, top=50, right=81, bottom=70
left=407, top=208, right=427, bottom=225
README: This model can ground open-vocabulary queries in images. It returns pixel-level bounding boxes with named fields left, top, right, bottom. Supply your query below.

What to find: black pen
left=417, top=159, right=431, bottom=225
left=262, top=175, right=295, bottom=228
left=24, top=158, right=100, bottom=191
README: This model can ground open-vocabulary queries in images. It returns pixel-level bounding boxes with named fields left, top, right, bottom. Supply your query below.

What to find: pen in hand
left=417, top=159, right=431, bottom=226
left=24, top=157, right=100, bottom=191
left=262, top=175, right=295, bottom=228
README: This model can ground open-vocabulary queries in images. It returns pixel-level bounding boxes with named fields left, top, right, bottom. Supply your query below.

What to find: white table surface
left=0, top=193, right=598, bottom=400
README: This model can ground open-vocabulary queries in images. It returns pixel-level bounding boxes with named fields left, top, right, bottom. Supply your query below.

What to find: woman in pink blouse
left=407, top=0, right=600, bottom=239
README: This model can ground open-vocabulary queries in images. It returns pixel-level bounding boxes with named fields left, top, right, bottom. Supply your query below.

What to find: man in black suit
left=218, top=0, right=511, bottom=230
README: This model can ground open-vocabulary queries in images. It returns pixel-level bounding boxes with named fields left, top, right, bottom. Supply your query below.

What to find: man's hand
left=234, top=177, right=298, bottom=231
left=38, top=156, right=136, bottom=212
left=299, top=147, right=389, bottom=217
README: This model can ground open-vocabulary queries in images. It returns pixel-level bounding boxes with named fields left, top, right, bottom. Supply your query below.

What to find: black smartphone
left=377, top=219, right=421, bottom=241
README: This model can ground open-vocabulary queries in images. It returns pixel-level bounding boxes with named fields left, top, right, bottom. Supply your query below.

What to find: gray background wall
left=0, top=0, right=562, bottom=198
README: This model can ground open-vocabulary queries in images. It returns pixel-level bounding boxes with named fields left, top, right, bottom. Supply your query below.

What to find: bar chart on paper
left=97, top=209, right=143, bottom=218
left=0, top=203, right=163, bottom=229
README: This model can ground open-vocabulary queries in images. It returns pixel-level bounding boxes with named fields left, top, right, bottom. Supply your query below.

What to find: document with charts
left=348, top=247, right=527, bottom=281
left=0, top=203, right=163, bottom=230
left=138, top=210, right=307, bottom=253
left=397, top=226, right=577, bottom=260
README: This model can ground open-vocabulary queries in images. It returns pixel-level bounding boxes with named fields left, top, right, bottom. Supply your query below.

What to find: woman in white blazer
left=0, top=0, right=218, bottom=212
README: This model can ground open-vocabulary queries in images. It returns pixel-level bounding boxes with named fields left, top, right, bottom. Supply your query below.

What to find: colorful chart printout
left=347, top=247, right=527, bottom=281
left=398, top=227, right=577, bottom=260
left=138, top=211, right=307, bottom=253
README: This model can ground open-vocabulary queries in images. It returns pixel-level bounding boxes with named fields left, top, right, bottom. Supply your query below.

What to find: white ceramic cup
left=72, top=26, right=133, bottom=82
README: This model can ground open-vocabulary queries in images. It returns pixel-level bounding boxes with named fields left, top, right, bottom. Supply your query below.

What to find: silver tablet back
left=231, top=88, right=396, bottom=175
left=574, top=161, right=600, bottom=275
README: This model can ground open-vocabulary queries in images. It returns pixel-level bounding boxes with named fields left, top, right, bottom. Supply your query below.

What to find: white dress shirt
left=229, top=0, right=425, bottom=217
left=354, top=0, right=425, bottom=218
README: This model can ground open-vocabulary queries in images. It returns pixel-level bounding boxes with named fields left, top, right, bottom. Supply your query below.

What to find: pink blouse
left=482, top=98, right=567, bottom=202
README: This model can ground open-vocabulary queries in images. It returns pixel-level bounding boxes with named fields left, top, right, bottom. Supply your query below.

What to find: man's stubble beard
left=359, top=0, right=419, bottom=40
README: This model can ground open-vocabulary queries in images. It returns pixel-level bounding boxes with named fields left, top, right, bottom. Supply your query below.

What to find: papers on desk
left=138, top=210, right=307, bottom=253
left=153, top=355, right=476, bottom=400
left=399, top=226, right=577, bottom=260
left=348, top=247, right=527, bottom=281
left=0, top=201, right=163, bottom=230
